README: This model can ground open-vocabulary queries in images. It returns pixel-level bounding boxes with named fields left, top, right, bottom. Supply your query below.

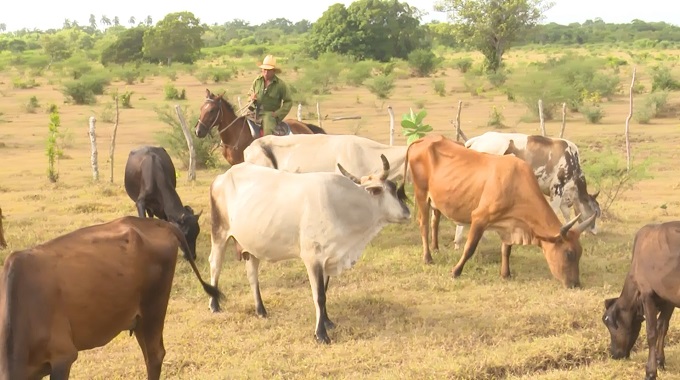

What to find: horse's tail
left=261, top=144, right=278, bottom=169
left=305, top=123, right=327, bottom=134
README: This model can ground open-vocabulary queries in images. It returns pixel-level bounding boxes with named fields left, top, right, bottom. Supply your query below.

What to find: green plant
left=651, top=65, right=680, bottom=92
left=408, top=49, right=438, bottom=77
left=46, top=110, right=62, bottom=183
left=634, top=107, right=653, bottom=124
left=153, top=106, right=219, bottom=169
left=365, top=74, right=395, bottom=100
left=454, top=58, right=473, bottom=73
left=164, top=84, right=186, bottom=100
left=401, top=108, right=433, bottom=145
left=579, top=104, right=604, bottom=124
left=433, top=80, right=446, bottom=97
left=487, top=106, right=505, bottom=128
left=25, top=96, right=40, bottom=113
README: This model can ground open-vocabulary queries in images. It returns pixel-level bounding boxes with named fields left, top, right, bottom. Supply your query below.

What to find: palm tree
left=89, top=14, right=97, bottom=29
left=113, top=16, right=120, bottom=27
left=0, top=23, right=6, bottom=32
left=145, top=16, right=152, bottom=26
left=100, top=15, right=111, bottom=27
left=129, top=16, right=136, bottom=26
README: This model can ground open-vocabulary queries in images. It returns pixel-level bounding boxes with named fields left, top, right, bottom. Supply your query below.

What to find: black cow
left=124, top=146, right=201, bottom=259
left=602, top=221, right=680, bottom=380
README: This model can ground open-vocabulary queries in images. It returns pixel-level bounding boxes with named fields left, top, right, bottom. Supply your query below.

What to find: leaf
left=400, top=120, right=417, bottom=129
left=420, top=125, right=433, bottom=132
left=414, top=109, right=427, bottom=124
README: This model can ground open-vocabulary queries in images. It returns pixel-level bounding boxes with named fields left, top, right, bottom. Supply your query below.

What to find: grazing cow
left=602, top=221, right=680, bottom=380
left=243, top=134, right=408, bottom=181
left=207, top=155, right=410, bottom=344
left=0, top=208, right=6, bottom=249
left=464, top=131, right=600, bottom=232
left=124, top=146, right=201, bottom=260
left=0, top=216, right=223, bottom=380
left=405, top=134, right=595, bottom=288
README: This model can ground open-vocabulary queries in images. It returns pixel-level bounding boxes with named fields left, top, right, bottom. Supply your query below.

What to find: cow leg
left=133, top=318, right=166, bottom=380
left=304, top=261, right=331, bottom=344
left=500, top=243, right=512, bottom=279
left=431, top=208, right=441, bottom=252
left=135, top=200, right=147, bottom=218
left=655, top=302, right=675, bottom=370
left=454, top=225, right=465, bottom=250
left=549, top=195, right=567, bottom=221
left=47, top=317, right=78, bottom=380
left=323, top=275, right=335, bottom=330
left=245, top=255, right=267, bottom=318
left=208, top=235, right=229, bottom=313
left=415, top=191, right=433, bottom=264
left=49, top=353, right=77, bottom=380
left=451, top=220, right=486, bottom=279
left=642, top=295, right=660, bottom=380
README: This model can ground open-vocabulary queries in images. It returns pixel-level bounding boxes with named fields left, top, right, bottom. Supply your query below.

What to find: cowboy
left=248, top=55, right=293, bottom=136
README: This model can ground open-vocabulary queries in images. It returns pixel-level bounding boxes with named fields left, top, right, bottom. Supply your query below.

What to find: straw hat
left=258, top=55, right=277, bottom=70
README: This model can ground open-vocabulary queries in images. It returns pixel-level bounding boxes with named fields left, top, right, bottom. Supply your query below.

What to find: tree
left=101, top=27, right=146, bottom=66
left=0, top=23, right=6, bottom=32
left=435, top=0, right=553, bottom=71
left=129, top=16, right=136, bottom=26
left=307, top=0, right=426, bottom=62
left=142, top=12, right=204, bottom=65
left=145, top=16, right=153, bottom=26
left=89, top=14, right=97, bottom=30
left=113, top=16, right=120, bottom=27
left=41, top=34, right=72, bottom=63
left=100, top=15, right=111, bottom=27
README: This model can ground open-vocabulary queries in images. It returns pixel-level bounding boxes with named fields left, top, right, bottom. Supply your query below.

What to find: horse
left=194, top=89, right=324, bottom=165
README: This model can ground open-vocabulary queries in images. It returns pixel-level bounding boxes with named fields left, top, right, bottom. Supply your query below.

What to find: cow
left=0, top=216, right=223, bottom=380
left=464, top=131, right=601, bottom=232
left=124, top=146, right=201, bottom=260
left=243, top=134, right=408, bottom=181
left=0, top=208, right=6, bottom=249
left=207, top=155, right=410, bottom=344
left=602, top=221, right=680, bottom=380
left=404, top=134, right=595, bottom=288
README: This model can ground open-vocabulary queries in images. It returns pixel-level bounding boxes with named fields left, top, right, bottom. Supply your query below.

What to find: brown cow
left=0, top=216, right=223, bottom=380
left=602, top=221, right=680, bottom=380
left=0, top=208, right=6, bottom=249
left=404, top=134, right=595, bottom=288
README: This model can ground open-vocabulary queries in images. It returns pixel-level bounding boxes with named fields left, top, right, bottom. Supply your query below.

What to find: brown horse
left=194, top=89, right=323, bottom=165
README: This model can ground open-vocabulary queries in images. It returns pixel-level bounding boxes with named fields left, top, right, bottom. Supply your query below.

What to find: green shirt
left=250, top=74, right=293, bottom=120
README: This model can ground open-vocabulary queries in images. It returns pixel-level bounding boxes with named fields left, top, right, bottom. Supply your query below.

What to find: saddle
left=245, top=117, right=292, bottom=139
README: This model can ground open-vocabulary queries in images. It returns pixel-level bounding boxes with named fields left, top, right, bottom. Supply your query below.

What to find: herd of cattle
left=0, top=123, right=676, bottom=379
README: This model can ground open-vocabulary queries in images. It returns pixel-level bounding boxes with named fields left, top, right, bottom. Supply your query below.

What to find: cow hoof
left=325, top=320, right=336, bottom=330
left=423, top=255, right=434, bottom=265
left=645, top=373, right=657, bottom=380
left=315, top=333, right=331, bottom=345
left=209, top=298, right=221, bottom=313
left=256, top=306, right=268, bottom=318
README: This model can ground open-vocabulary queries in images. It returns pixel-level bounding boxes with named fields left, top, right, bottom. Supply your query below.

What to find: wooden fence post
left=387, top=106, right=395, bottom=146
left=625, top=67, right=636, bottom=172
left=316, top=102, right=322, bottom=129
left=88, top=116, right=98, bottom=181
left=109, top=96, right=119, bottom=183
left=538, top=99, right=546, bottom=136
left=0, top=207, right=6, bottom=249
left=455, top=100, right=466, bottom=141
left=297, top=103, right=302, bottom=121
left=559, top=103, right=567, bottom=138
left=174, top=105, right=196, bottom=181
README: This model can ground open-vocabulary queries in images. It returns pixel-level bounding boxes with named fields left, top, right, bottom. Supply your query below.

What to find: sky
left=1, top=0, right=678, bottom=32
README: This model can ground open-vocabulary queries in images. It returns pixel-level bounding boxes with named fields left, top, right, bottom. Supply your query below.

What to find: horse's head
left=195, top=89, right=225, bottom=138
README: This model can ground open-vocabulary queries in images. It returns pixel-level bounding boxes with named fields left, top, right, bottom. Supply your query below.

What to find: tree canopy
left=142, top=11, right=204, bottom=65
left=435, top=0, right=553, bottom=71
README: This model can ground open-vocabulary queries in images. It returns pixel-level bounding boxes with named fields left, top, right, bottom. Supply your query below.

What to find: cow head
left=337, top=154, right=410, bottom=224
left=575, top=188, right=601, bottom=235
left=173, top=206, right=202, bottom=260
left=539, top=213, right=596, bottom=288
left=602, top=296, right=644, bottom=359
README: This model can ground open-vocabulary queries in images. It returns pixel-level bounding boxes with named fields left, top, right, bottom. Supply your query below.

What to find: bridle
left=197, top=96, right=253, bottom=151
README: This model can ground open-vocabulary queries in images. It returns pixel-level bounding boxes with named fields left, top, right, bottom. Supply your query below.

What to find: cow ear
left=604, top=297, right=618, bottom=310
left=365, top=185, right=384, bottom=196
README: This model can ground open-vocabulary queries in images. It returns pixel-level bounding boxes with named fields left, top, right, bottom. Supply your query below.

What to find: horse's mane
left=217, top=94, right=236, bottom=115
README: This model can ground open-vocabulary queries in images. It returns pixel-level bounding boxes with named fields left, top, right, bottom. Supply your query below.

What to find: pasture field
left=1, top=46, right=680, bottom=379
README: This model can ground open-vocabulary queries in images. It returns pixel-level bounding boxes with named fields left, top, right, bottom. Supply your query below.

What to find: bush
left=644, top=91, right=670, bottom=117
left=634, top=107, right=653, bottom=124
left=153, top=106, right=219, bottom=169
left=365, top=74, right=395, bottom=100
left=164, top=84, right=186, bottom=100
left=651, top=66, right=680, bottom=92
left=62, top=81, right=96, bottom=105
left=487, top=106, right=505, bottom=128
left=25, top=96, right=40, bottom=113
left=343, top=60, right=376, bottom=87
left=454, top=58, right=473, bottom=73
left=408, top=49, right=438, bottom=77
left=579, top=104, right=604, bottom=124
left=433, top=79, right=446, bottom=97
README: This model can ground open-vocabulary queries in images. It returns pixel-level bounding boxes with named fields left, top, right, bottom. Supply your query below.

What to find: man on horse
left=248, top=55, right=293, bottom=137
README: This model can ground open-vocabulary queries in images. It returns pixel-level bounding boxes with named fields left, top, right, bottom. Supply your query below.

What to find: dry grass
left=1, top=47, right=680, bottom=379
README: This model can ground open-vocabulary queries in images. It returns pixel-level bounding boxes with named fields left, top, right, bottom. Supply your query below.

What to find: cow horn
left=574, top=213, right=597, bottom=234
left=337, top=163, right=361, bottom=184
left=380, top=154, right=390, bottom=181
left=592, top=190, right=600, bottom=199
left=559, top=213, right=582, bottom=239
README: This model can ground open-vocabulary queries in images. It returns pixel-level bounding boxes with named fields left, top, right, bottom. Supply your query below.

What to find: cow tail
left=261, top=144, right=278, bottom=169
left=168, top=223, right=225, bottom=301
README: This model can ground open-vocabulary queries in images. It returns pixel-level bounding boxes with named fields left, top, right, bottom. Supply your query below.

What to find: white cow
left=243, top=134, right=408, bottom=181
left=207, top=155, right=410, bottom=344
left=447, top=131, right=600, bottom=250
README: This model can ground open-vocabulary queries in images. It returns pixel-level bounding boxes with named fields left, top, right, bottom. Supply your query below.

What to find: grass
left=1, top=47, right=680, bottom=379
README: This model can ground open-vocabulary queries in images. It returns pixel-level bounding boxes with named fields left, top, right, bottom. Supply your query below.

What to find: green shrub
left=407, top=49, right=438, bottom=77
left=644, top=91, right=670, bottom=117
left=46, top=110, right=62, bottom=183
left=164, top=84, right=186, bottom=100
left=401, top=108, right=433, bottom=145
left=343, top=61, right=376, bottom=87
left=454, top=58, right=473, bottom=73
left=153, top=106, right=219, bottom=169
left=651, top=66, right=680, bottom=92
left=487, top=106, right=505, bottom=128
left=12, top=77, right=39, bottom=89
left=634, top=107, right=653, bottom=124
left=433, top=79, right=446, bottom=97
left=579, top=104, right=605, bottom=124
left=61, top=81, right=96, bottom=105
left=365, top=74, right=395, bottom=100
left=25, top=96, right=40, bottom=113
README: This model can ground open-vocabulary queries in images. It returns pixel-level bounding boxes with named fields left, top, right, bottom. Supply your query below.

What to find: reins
left=200, top=97, right=254, bottom=152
